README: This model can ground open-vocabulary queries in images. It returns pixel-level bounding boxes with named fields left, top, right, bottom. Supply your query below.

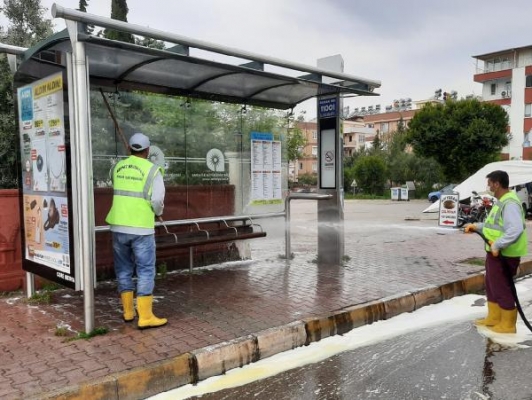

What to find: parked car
left=428, top=183, right=457, bottom=203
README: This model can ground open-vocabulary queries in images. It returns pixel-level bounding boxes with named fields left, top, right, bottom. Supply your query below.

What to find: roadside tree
left=0, top=0, right=53, bottom=188
left=286, top=122, right=306, bottom=185
left=405, top=99, right=509, bottom=182
left=385, top=119, right=443, bottom=192
left=103, top=0, right=134, bottom=43
left=353, top=154, right=387, bottom=195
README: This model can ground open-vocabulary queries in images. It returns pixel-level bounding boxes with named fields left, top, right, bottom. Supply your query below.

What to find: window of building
left=312, top=131, right=317, bottom=140
left=526, top=75, right=532, bottom=88
left=380, top=122, right=389, bottom=133
left=299, top=162, right=303, bottom=170
left=490, top=83, right=496, bottom=95
left=312, top=162, right=317, bottom=172
left=349, top=135, right=352, bottom=142
left=311, top=146, right=318, bottom=156
left=525, top=104, right=532, bottom=118
left=502, top=57, right=510, bottom=69
left=506, top=81, right=512, bottom=93
left=359, top=134, right=365, bottom=143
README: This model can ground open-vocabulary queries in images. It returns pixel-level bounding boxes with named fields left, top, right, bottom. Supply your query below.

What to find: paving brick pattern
left=1, top=200, right=530, bottom=399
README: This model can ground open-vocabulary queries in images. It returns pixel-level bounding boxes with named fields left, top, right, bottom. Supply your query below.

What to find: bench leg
left=189, top=247, right=193, bottom=273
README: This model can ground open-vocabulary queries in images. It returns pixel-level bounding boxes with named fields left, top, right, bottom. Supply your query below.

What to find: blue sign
left=318, top=97, right=338, bottom=118
left=19, top=87, right=33, bottom=122
left=250, top=131, right=273, bottom=141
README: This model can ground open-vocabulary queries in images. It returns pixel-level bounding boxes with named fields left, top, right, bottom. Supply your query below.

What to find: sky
left=149, top=275, right=532, bottom=399
left=5, top=0, right=532, bottom=119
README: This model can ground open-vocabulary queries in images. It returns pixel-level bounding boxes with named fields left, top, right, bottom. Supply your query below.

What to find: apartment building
left=343, top=119, right=374, bottom=156
left=292, top=121, right=319, bottom=180
left=290, top=120, right=375, bottom=181
left=358, top=108, right=417, bottom=147
left=290, top=98, right=444, bottom=181
left=291, top=107, right=420, bottom=181
left=473, top=45, right=532, bottom=160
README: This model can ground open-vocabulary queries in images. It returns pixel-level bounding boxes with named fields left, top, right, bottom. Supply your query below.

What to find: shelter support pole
left=317, top=94, right=345, bottom=266
left=66, top=20, right=96, bottom=333
left=285, top=193, right=333, bottom=259
left=25, top=272, right=34, bottom=298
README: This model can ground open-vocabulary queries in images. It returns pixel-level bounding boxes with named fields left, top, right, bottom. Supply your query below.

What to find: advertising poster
left=17, top=72, right=74, bottom=286
left=320, top=129, right=336, bottom=189
left=439, top=194, right=459, bottom=227
left=250, top=132, right=282, bottom=205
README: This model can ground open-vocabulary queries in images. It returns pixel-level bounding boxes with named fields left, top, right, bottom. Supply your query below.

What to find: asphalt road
left=178, top=287, right=532, bottom=400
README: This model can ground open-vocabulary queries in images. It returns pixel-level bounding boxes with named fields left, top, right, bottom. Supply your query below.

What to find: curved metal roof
left=14, top=5, right=381, bottom=110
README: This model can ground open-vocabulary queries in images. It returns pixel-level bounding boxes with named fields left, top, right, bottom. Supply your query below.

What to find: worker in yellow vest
left=106, top=133, right=167, bottom=329
left=465, top=170, right=528, bottom=334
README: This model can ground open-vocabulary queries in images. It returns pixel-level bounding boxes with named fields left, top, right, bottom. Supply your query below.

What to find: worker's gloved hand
left=464, top=224, right=476, bottom=233
left=489, top=240, right=499, bottom=257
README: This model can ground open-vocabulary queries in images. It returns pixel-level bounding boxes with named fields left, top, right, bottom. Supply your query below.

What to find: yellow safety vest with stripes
left=482, top=191, right=527, bottom=257
left=105, top=155, right=162, bottom=229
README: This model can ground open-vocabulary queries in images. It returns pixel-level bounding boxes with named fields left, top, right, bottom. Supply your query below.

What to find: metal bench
left=155, top=216, right=266, bottom=271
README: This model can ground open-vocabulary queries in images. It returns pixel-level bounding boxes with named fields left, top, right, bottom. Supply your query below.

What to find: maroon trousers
left=484, top=252, right=520, bottom=310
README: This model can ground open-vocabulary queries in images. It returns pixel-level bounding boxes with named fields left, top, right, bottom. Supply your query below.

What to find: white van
left=513, top=183, right=532, bottom=215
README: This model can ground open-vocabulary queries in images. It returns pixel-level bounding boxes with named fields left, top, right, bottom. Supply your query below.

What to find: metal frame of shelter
left=4, top=3, right=381, bottom=332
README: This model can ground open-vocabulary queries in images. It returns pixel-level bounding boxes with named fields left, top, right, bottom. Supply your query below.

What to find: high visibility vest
left=482, top=191, right=528, bottom=257
left=105, top=156, right=162, bottom=229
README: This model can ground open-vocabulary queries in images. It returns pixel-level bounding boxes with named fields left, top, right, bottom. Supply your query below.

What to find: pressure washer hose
left=472, top=230, right=532, bottom=333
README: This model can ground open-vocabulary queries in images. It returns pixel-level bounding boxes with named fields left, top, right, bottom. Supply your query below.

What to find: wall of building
left=510, top=66, right=527, bottom=158
left=296, top=122, right=318, bottom=177
left=474, top=46, right=532, bottom=160
left=518, top=49, right=532, bottom=68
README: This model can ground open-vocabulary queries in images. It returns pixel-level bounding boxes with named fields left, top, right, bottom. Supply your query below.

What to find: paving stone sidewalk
left=1, top=200, right=531, bottom=400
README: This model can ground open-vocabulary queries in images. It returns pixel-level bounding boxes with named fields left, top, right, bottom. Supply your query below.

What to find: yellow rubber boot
left=120, top=291, right=135, bottom=322
left=489, top=308, right=517, bottom=334
left=137, top=295, right=167, bottom=329
left=475, top=301, right=501, bottom=326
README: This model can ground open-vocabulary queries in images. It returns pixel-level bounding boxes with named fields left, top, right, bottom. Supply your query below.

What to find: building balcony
left=474, top=68, right=512, bottom=83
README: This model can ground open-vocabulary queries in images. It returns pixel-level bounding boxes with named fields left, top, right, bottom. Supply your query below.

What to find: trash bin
left=400, top=187, right=409, bottom=201
left=391, top=187, right=401, bottom=201
left=405, top=181, right=416, bottom=200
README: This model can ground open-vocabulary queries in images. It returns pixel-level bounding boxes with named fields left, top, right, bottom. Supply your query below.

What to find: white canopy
left=422, top=160, right=532, bottom=213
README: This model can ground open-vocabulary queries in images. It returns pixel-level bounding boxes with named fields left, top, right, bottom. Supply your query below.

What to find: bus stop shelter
left=8, top=3, right=381, bottom=332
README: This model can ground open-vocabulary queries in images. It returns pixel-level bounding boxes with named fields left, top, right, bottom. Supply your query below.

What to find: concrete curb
left=35, top=262, right=532, bottom=400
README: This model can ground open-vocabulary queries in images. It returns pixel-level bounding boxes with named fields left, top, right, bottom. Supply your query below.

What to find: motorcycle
left=457, top=191, right=494, bottom=227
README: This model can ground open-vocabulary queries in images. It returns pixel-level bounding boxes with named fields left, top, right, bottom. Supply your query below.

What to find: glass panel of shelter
left=90, top=91, right=288, bottom=219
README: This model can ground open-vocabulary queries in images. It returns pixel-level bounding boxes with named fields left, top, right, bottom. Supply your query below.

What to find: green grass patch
left=156, top=262, right=168, bottom=279
left=67, top=326, right=109, bottom=341
left=341, top=255, right=351, bottom=266
left=25, top=282, right=63, bottom=305
left=41, top=282, right=62, bottom=292
left=54, top=326, right=69, bottom=337
left=26, top=290, right=52, bottom=305
left=462, top=257, right=485, bottom=266
left=278, top=253, right=295, bottom=260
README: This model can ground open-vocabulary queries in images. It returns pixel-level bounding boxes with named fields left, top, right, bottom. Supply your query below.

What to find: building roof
left=472, top=44, right=532, bottom=60
left=14, top=4, right=382, bottom=111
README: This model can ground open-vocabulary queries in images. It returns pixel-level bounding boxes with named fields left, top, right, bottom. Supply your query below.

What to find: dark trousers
left=485, top=252, right=520, bottom=310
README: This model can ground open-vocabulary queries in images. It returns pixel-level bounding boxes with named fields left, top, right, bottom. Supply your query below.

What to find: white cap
left=129, top=133, right=150, bottom=151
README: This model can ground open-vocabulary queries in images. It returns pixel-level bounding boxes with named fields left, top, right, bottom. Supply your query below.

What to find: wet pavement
left=1, top=199, right=532, bottom=400
left=183, top=313, right=532, bottom=400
